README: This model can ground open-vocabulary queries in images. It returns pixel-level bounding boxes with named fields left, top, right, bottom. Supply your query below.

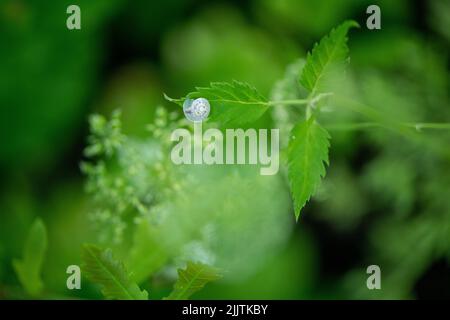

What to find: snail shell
left=183, top=98, right=210, bottom=122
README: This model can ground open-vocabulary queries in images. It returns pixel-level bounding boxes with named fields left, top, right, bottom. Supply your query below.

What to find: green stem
left=327, top=122, right=450, bottom=131
left=267, top=99, right=309, bottom=106
left=306, top=105, right=313, bottom=120
left=404, top=123, right=450, bottom=130
left=326, top=122, right=380, bottom=131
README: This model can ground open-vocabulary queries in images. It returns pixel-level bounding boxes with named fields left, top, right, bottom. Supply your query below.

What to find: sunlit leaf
left=300, top=20, right=359, bottom=96
left=82, top=244, right=148, bottom=300
left=165, top=80, right=268, bottom=126
left=13, top=218, right=48, bottom=297
left=288, top=117, right=330, bottom=220
left=165, top=262, right=222, bottom=300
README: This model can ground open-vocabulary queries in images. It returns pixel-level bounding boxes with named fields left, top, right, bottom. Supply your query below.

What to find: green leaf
left=299, top=20, right=359, bottom=96
left=165, top=262, right=222, bottom=300
left=13, top=218, right=48, bottom=297
left=288, top=117, right=330, bottom=220
left=81, top=244, right=148, bottom=300
left=165, top=81, right=268, bottom=126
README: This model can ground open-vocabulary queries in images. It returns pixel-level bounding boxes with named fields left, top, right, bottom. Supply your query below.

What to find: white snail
left=183, top=98, right=210, bottom=122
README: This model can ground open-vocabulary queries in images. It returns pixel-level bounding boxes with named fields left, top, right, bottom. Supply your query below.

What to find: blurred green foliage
left=0, top=0, right=121, bottom=170
left=0, top=0, right=449, bottom=300
left=12, top=218, right=47, bottom=297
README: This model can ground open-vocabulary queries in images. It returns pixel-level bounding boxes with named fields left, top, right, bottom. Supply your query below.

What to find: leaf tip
left=344, top=19, right=360, bottom=29
left=163, top=93, right=184, bottom=106
left=163, top=92, right=174, bottom=101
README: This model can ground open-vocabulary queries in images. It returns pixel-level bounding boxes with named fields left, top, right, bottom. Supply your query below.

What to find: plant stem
left=404, top=123, right=450, bottom=130
left=267, top=99, right=309, bottom=106
left=306, top=105, right=312, bottom=120
left=326, top=122, right=380, bottom=131
left=327, top=122, right=450, bottom=131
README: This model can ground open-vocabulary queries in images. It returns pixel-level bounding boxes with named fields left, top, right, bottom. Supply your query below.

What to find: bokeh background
left=0, top=0, right=449, bottom=299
